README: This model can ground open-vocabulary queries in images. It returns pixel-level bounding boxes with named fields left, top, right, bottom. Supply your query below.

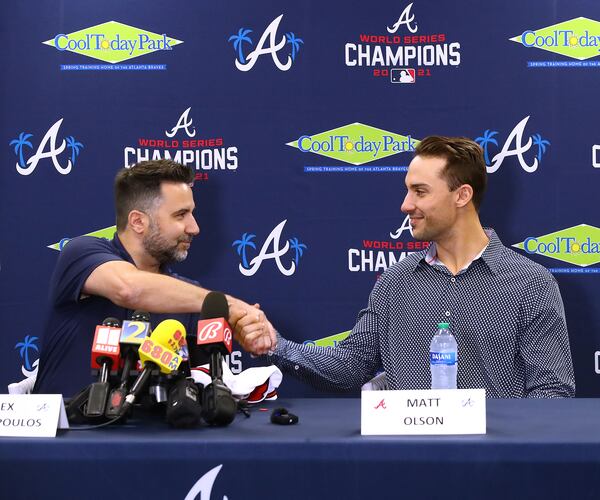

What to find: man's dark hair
left=414, top=136, right=487, bottom=210
left=114, top=159, right=194, bottom=230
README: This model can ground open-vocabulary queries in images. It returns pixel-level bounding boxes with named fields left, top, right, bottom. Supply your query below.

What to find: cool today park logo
left=43, top=21, right=182, bottom=69
left=510, top=17, right=600, bottom=67
left=287, top=122, right=420, bottom=172
left=513, top=224, right=600, bottom=273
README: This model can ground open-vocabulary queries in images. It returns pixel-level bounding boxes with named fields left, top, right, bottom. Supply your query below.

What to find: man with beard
left=235, top=136, right=575, bottom=398
left=33, top=160, right=273, bottom=396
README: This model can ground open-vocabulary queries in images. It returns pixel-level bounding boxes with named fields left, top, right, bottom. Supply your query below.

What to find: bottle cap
left=437, top=322, right=450, bottom=329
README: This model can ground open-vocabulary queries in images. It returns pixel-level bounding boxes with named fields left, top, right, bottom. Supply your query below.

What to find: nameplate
left=361, top=389, right=486, bottom=435
left=0, top=394, right=69, bottom=437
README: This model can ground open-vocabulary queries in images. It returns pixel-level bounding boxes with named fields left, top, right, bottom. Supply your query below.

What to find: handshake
left=226, top=296, right=277, bottom=356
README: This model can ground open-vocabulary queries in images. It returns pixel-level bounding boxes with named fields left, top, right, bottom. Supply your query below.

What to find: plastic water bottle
left=429, top=322, right=457, bottom=389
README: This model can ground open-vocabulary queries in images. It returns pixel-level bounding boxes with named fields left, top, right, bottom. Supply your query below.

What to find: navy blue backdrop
left=2, top=0, right=599, bottom=397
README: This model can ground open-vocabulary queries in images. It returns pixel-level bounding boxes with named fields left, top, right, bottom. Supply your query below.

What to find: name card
left=0, top=394, right=69, bottom=437
left=361, top=389, right=486, bottom=435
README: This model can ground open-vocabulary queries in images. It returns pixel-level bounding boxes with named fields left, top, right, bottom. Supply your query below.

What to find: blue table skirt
left=2, top=398, right=600, bottom=499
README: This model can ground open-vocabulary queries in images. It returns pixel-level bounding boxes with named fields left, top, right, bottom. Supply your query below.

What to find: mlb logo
left=391, top=68, right=416, bottom=84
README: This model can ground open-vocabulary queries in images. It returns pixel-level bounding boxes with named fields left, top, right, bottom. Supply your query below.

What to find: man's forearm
left=119, top=269, right=208, bottom=313
left=268, top=334, right=376, bottom=393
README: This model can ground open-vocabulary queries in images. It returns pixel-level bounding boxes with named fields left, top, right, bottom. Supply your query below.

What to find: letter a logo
left=165, top=107, right=196, bottom=138
left=489, top=116, right=537, bottom=173
left=236, top=15, right=292, bottom=72
left=17, top=119, right=70, bottom=176
left=374, top=399, right=387, bottom=410
left=390, top=214, right=414, bottom=239
left=240, top=219, right=295, bottom=276
left=387, top=3, right=418, bottom=34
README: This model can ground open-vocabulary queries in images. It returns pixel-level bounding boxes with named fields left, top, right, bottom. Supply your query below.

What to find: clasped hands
left=227, top=297, right=277, bottom=356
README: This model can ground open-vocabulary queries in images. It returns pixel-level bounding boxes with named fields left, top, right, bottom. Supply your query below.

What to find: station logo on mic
left=122, top=107, right=239, bottom=183
left=343, top=2, right=462, bottom=84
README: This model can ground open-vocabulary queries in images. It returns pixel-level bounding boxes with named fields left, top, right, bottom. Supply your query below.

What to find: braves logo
left=387, top=3, right=418, bottom=34
left=165, top=106, right=196, bottom=138
left=374, top=399, right=387, bottom=410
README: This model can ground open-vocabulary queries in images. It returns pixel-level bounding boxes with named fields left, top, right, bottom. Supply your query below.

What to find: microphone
left=197, top=292, right=233, bottom=380
left=197, top=292, right=237, bottom=426
left=118, top=319, right=186, bottom=416
left=85, top=318, right=122, bottom=418
left=105, top=311, right=151, bottom=419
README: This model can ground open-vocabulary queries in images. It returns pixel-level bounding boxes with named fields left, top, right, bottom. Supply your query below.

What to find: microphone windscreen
left=102, top=317, right=121, bottom=327
left=131, top=310, right=151, bottom=323
left=152, top=319, right=187, bottom=352
left=138, top=319, right=186, bottom=374
left=201, top=291, right=229, bottom=320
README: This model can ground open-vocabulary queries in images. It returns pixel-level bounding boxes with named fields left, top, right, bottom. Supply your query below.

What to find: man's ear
left=455, top=184, right=474, bottom=208
left=128, top=210, right=149, bottom=235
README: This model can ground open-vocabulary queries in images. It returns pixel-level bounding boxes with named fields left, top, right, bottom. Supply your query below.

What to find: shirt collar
left=413, top=228, right=503, bottom=275
left=111, top=232, right=135, bottom=264
left=111, top=232, right=171, bottom=274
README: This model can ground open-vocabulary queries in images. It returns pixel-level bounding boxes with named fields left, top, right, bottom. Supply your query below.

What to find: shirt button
left=451, top=277, right=456, bottom=283
left=445, top=311, right=451, bottom=317
left=294, top=365, right=300, bottom=370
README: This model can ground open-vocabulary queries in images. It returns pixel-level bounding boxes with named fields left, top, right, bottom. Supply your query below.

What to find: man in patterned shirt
left=234, top=136, right=575, bottom=398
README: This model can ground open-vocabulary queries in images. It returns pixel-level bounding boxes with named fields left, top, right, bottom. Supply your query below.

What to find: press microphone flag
left=86, top=318, right=122, bottom=418
left=196, top=318, right=233, bottom=355
left=197, top=291, right=232, bottom=354
left=119, top=319, right=186, bottom=416
left=90, top=318, right=121, bottom=371
left=105, top=311, right=151, bottom=419
left=120, top=314, right=151, bottom=347
left=139, top=319, right=187, bottom=373
left=196, top=292, right=237, bottom=426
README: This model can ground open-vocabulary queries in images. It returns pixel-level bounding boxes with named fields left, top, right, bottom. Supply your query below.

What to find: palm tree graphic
left=531, top=134, right=550, bottom=162
left=289, top=237, right=307, bottom=265
left=475, top=130, right=498, bottom=166
left=285, top=32, right=304, bottom=61
left=15, top=335, right=39, bottom=371
left=9, top=132, right=34, bottom=168
left=228, top=28, right=253, bottom=64
left=66, top=136, right=84, bottom=165
left=232, top=233, right=257, bottom=269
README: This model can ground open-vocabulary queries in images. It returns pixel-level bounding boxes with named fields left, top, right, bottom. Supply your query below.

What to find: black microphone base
left=105, top=386, right=130, bottom=420
left=85, top=381, right=110, bottom=418
left=166, top=378, right=202, bottom=428
left=202, top=381, right=237, bottom=426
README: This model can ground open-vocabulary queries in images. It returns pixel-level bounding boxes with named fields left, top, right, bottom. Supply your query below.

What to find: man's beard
left=143, top=219, right=192, bottom=265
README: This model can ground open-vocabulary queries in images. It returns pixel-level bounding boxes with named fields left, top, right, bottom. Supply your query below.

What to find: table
left=1, top=398, right=599, bottom=499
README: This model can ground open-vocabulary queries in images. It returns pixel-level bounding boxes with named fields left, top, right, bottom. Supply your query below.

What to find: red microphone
left=90, top=318, right=121, bottom=373
left=86, top=318, right=122, bottom=418
left=197, top=292, right=232, bottom=382
left=197, top=292, right=237, bottom=426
